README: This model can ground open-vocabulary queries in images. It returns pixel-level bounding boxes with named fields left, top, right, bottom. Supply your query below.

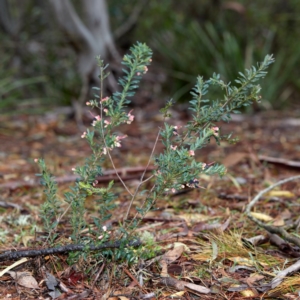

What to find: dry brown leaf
left=222, top=152, right=248, bottom=168
left=267, top=190, right=295, bottom=198
left=250, top=212, right=273, bottom=222
left=7, top=271, right=39, bottom=289
left=160, top=243, right=189, bottom=277
left=160, top=277, right=210, bottom=294
left=227, top=257, right=256, bottom=267
left=185, top=282, right=210, bottom=294
left=169, top=291, right=185, bottom=297
left=273, top=217, right=285, bottom=226
left=0, top=258, right=28, bottom=277
left=281, top=209, right=292, bottom=220
left=220, top=217, right=231, bottom=232
left=227, top=256, right=268, bottom=267
left=173, top=242, right=190, bottom=252
left=240, top=289, right=256, bottom=297
left=180, top=213, right=215, bottom=225
left=247, top=274, right=264, bottom=285
left=160, top=260, right=168, bottom=277
left=22, top=235, right=35, bottom=247
left=162, top=244, right=185, bottom=264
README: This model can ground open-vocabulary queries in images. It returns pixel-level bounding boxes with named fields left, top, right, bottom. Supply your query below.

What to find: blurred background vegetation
left=1, top=0, right=300, bottom=114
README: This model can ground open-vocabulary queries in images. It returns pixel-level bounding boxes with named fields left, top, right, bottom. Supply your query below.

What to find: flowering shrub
left=36, top=42, right=274, bottom=262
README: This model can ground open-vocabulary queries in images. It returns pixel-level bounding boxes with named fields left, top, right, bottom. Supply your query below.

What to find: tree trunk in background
left=0, top=0, right=17, bottom=35
left=49, top=0, right=118, bottom=125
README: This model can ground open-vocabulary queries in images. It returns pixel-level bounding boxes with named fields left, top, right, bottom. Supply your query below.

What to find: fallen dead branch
left=245, top=175, right=300, bottom=248
left=0, top=166, right=155, bottom=190
left=270, top=259, right=300, bottom=289
left=259, top=155, right=300, bottom=169
left=0, top=239, right=141, bottom=261
left=269, top=234, right=300, bottom=258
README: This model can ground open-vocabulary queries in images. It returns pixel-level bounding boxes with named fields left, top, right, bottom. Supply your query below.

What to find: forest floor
left=0, top=106, right=300, bottom=299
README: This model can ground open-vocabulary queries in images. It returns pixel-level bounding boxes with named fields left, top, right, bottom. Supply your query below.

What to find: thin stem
left=124, top=128, right=161, bottom=221
left=106, top=148, right=133, bottom=196
left=97, top=63, right=133, bottom=196
left=127, top=183, right=158, bottom=231
left=43, top=202, right=72, bottom=247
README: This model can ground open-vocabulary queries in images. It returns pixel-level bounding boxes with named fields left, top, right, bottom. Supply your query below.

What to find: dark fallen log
left=0, top=239, right=141, bottom=261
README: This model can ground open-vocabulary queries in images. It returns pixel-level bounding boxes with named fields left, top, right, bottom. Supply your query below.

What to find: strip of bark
left=0, top=239, right=141, bottom=261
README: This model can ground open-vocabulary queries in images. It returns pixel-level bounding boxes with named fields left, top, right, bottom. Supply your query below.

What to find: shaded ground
left=0, top=107, right=300, bottom=299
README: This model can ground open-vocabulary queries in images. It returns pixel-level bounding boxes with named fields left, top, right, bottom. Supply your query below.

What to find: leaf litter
left=0, top=108, right=300, bottom=299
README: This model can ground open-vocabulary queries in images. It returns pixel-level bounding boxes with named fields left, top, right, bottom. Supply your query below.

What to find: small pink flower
left=189, top=150, right=195, bottom=156
left=102, top=226, right=107, bottom=232
left=101, top=97, right=109, bottom=103
left=137, top=72, right=141, bottom=76
left=98, top=235, right=103, bottom=240
left=102, top=147, right=107, bottom=155
left=211, top=126, right=219, bottom=137
left=143, top=66, right=148, bottom=73
left=202, top=163, right=207, bottom=170
left=171, top=188, right=176, bottom=193
left=34, top=158, right=38, bottom=163
left=116, top=135, right=127, bottom=141
left=149, top=59, right=152, bottom=62
left=92, top=116, right=101, bottom=127
left=170, top=145, right=177, bottom=150
left=71, top=168, right=76, bottom=172
left=113, top=135, right=127, bottom=148
left=103, top=108, right=108, bottom=114
left=127, top=110, right=134, bottom=124
left=86, top=101, right=91, bottom=106
left=81, top=131, right=87, bottom=138
left=104, top=120, right=111, bottom=127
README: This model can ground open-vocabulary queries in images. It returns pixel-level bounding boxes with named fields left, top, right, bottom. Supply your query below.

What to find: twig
left=0, top=200, right=23, bottom=211
left=92, top=262, right=106, bottom=288
left=43, top=202, right=72, bottom=247
left=0, top=239, right=141, bottom=261
left=0, top=166, right=155, bottom=190
left=259, top=155, right=300, bottom=169
left=246, top=175, right=300, bottom=213
left=123, top=267, right=146, bottom=291
left=245, top=175, right=300, bottom=247
left=270, top=259, right=300, bottom=289
left=105, top=148, right=134, bottom=196
left=124, top=128, right=161, bottom=221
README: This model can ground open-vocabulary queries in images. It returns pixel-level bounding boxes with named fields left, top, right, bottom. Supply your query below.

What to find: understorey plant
left=36, top=42, right=274, bottom=265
